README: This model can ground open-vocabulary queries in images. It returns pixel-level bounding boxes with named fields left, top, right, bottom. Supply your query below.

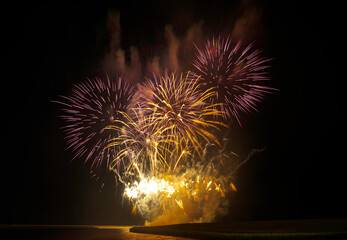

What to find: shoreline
left=130, top=218, right=347, bottom=239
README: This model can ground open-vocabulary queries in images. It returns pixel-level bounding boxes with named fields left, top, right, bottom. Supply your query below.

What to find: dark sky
left=2, top=1, right=344, bottom=225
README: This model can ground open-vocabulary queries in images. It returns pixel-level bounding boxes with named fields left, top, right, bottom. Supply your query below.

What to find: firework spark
left=192, top=35, right=275, bottom=124
left=54, top=75, right=134, bottom=168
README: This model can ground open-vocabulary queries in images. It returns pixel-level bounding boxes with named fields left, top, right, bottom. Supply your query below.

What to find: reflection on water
left=106, top=226, right=196, bottom=240
left=0, top=225, right=197, bottom=240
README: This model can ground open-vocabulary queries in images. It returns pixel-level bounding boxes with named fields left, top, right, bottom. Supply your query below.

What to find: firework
left=192, top=36, right=275, bottom=124
left=54, top=75, right=134, bottom=168
left=55, top=25, right=276, bottom=225
left=134, top=72, right=228, bottom=159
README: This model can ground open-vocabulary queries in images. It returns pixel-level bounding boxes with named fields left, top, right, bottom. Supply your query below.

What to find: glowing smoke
left=123, top=159, right=236, bottom=226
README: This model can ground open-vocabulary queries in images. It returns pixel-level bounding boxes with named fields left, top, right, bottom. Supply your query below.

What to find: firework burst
left=105, top=106, right=177, bottom=177
left=54, top=75, right=134, bottom=168
left=192, top=35, right=276, bottom=124
left=135, top=72, right=228, bottom=159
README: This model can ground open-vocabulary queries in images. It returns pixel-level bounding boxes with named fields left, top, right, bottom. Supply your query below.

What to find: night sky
left=2, top=1, right=344, bottom=225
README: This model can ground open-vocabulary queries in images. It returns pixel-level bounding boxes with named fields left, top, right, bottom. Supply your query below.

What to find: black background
left=2, top=1, right=344, bottom=225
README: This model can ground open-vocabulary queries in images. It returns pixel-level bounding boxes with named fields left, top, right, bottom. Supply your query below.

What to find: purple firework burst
left=54, top=75, right=134, bottom=168
left=192, top=35, right=276, bottom=125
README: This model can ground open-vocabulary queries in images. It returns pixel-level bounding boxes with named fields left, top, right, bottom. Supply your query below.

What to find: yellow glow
left=124, top=177, right=176, bottom=199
